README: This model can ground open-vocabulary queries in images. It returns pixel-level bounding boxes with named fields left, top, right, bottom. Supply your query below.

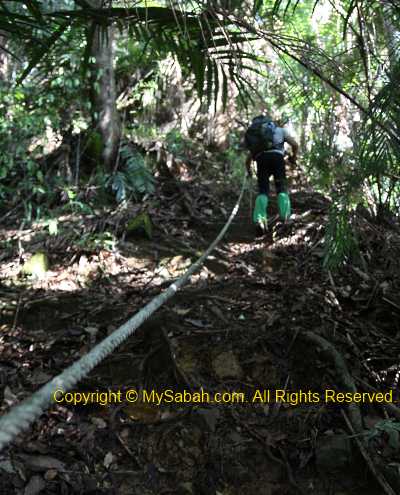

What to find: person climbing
left=244, top=114, right=299, bottom=236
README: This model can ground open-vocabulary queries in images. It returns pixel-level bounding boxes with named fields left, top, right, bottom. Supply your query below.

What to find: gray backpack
left=245, top=116, right=281, bottom=156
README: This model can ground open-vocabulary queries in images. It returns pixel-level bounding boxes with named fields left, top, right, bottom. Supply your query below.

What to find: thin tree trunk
left=380, top=0, right=400, bottom=71
left=89, top=1, right=121, bottom=170
left=0, top=33, right=9, bottom=82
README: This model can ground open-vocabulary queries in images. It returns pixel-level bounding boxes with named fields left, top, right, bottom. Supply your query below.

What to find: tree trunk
left=89, top=1, right=120, bottom=171
left=0, top=34, right=9, bottom=82
left=380, top=0, right=400, bottom=71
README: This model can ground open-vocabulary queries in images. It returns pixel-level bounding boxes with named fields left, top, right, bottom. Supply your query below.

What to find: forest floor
left=1, top=162, right=400, bottom=494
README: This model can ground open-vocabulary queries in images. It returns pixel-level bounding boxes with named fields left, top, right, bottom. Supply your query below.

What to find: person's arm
left=245, top=153, right=253, bottom=176
left=285, top=134, right=299, bottom=164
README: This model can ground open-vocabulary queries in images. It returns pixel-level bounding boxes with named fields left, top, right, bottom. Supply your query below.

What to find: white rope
left=0, top=176, right=247, bottom=451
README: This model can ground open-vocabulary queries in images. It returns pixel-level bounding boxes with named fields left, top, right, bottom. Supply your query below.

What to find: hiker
left=244, top=115, right=299, bottom=234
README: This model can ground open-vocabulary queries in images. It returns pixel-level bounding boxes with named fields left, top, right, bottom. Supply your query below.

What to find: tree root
left=303, top=331, right=397, bottom=494
left=342, top=410, right=396, bottom=495
left=302, top=331, right=362, bottom=433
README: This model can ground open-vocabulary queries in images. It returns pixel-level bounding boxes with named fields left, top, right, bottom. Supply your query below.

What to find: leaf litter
left=0, top=173, right=400, bottom=494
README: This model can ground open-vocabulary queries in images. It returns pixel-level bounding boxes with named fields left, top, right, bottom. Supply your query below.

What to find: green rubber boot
left=278, top=192, right=291, bottom=221
left=253, top=194, right=268, bottom=232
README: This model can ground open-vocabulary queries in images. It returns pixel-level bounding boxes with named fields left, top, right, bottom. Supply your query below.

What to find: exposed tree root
left=302, top=331, right=363, bottom=433
left=342, top=410, right=396, bottom=495
left=303, top=331, right=398, bottom=494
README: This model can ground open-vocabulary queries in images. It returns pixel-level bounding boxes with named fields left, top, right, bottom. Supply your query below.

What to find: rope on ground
left=0, top=176, right=247, bottom=452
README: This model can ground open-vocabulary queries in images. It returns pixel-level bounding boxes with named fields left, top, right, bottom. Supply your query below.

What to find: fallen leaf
left=173, top=306, right=191, bottom=316
left=123, top=402, right=161, bottom=423
left=185, top=318, right=209, bottom=328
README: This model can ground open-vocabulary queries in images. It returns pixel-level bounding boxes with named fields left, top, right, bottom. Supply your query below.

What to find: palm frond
left=2, top=3, right=266, bottom=108
left=357, top=65, right=400, bottom=209
left=17, top=21, right=70, bottom=84
left=323, top=198, right=359, bottom=270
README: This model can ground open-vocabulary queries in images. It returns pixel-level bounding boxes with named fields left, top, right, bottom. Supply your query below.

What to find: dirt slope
left=1, top=172, right=399, bottom=494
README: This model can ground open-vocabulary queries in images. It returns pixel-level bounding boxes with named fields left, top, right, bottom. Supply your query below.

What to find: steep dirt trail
left=62, top=184, right=378, bottom=494
left=0, top=173, right=396, bottom=494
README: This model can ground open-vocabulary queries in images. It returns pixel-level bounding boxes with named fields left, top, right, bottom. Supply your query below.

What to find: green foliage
left=77, top=231, right=117, bottom=252
left=126, top=211, right=153, bottom=239
left=117, top=7, right=265, bottom=110
left=164, top=129, right=198, bottom=159
left=61, top=188, right=94, bottom=215
left=86, top=131, right=103, bottom=161
left=355, top=65, right=400, bottom=213
left=1, top=0, right=400, bottom=277
left=0, top=85, right=69, bottom=222
left=3, top=2, right=265, bottom=109
left=115, top=38, right=156, bottom=84
left=0, top=87, right=47, bottom=187
left=323, top=196, right=359, bottom=270
left=221, top=133, right=247, bottom=183
left=127, top=123, right=158, bottom=142
left=107, top=145, right=155, bottom=203
left=0, top=19, right=93, bottom=216
left=165, top=129, right=185, bottom=156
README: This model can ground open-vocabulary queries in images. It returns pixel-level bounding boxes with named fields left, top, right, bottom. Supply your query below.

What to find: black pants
left=256, top=152, right=287, bottom=195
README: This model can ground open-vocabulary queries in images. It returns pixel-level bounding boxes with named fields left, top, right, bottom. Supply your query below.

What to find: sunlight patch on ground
left=225, top=241, right=259, bottom=255
left=272, top=222, right=320, bottom=248
left=0, top=248, right=218, bottom=296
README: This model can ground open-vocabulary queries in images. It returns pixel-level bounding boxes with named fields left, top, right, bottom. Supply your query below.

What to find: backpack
left=245, top=116, right=280, bottom=157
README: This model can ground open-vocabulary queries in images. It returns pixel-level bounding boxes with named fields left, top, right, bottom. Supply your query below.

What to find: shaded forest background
left=0, top=0, right=399, bottom=269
